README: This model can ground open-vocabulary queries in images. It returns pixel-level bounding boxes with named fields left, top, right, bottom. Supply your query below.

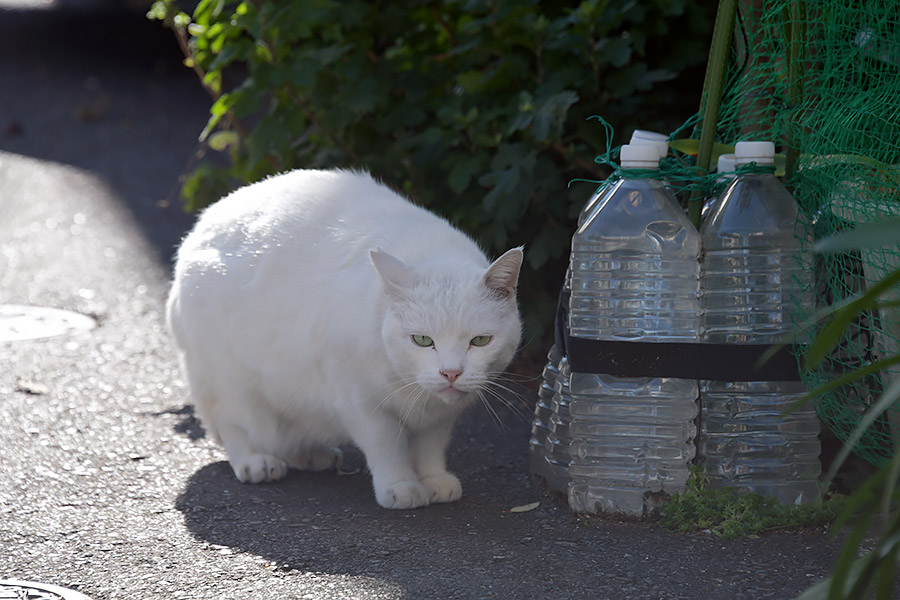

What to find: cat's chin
left=432, top=386, right=470, bottom=404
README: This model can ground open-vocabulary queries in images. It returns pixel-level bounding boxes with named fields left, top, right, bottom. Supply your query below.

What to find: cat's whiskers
left=372, top=374, right=420, bottom=414
left=477, top=373, right=534, bottom=426
left=487, top=370, right=541, bottom=385
left=404, top=387, right=430, bottom=431
left=473, top=389, right=505, bottom=428
left=372, top=373, right=433, bottom=434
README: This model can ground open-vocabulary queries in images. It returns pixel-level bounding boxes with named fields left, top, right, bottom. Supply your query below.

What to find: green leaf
left=447, top=157, right=482, bottom=194
left=528, top=225, right=570, bottom=269
left=254, top=40, right=274, bottom=62
left=456, top=70, right=485, bottom=93
left=289, top=59, right=319, bottom=88
left=813, top=218, right=900, bottom=253
left=531, top=90, right=579, bottom=142
left=208, top=40, right=253, bottom=73
left=208, top=130, right=239, bottom=151
left=595, top=35, right=632, bottom=67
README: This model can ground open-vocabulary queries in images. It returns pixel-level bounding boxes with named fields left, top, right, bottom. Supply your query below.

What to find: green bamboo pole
left=783, top=1, right=805, bottom=186
left=688, top=0, right=739, bottom=229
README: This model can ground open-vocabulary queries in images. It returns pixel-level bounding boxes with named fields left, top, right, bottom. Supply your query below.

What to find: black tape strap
left=555, top=286, right=802, bottom=381
left=565, top=336, right=803, bottom=381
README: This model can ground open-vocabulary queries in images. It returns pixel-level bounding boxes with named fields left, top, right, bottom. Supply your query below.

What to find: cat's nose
left=440, top=369, right=463, bottom=383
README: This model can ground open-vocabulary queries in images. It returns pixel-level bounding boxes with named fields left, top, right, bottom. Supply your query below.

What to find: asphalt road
left=0, top=5, right=846, bottom=599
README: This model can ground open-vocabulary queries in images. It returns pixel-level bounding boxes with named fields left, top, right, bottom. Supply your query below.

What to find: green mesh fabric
left=698, top=2, right=900, bottom=465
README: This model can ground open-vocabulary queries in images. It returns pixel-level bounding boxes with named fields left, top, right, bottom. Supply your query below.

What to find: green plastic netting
left=697, top=1, right=900, bottom=466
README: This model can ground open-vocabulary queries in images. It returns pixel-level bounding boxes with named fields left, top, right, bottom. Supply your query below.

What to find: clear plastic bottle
left=578, top=130, right=669, bottom=228
left=530, top=130, right=670, bottom=489
left=699, top=141, right=821, bottom=505
left=528, top=344, right=562, bottom=480
left=543, top=357, right=575, bottom=494
left=565, top=144, right=701, bottom=516
left=701, top=153, right=736, bottom=223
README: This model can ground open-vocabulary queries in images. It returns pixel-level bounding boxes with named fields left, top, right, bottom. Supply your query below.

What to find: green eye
left=470, top=335, right=492, bottom=347
left=411, top=334, right=434, bottom=347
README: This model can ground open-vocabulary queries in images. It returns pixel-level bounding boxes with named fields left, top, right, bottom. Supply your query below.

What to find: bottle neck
left=733, top=161, right=776, bottom=176
left=616, top=167, right=662, bottom=180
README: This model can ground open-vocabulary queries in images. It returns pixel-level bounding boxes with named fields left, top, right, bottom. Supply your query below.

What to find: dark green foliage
left=658, top=466, right=839, bottom=540
left=149, top=0, right=713, bottom=348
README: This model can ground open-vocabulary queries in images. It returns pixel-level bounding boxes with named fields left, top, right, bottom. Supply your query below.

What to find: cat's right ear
left=370, top=249, right=415, bottom=299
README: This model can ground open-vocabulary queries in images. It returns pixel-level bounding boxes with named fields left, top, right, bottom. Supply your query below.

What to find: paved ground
left=0, top=5, right=848, bottom=599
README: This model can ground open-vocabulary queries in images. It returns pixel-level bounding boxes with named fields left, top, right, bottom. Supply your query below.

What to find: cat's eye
left=470, top=335, right=492, bottom=347
left=411, top=334, right=434, bottom=348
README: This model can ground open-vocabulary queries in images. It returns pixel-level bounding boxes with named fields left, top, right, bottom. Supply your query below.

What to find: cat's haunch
left=166, top=169, right=523, bottom=509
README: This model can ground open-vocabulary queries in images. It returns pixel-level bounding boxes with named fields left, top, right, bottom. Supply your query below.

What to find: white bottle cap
left=716, top=153, right=736, bottom=173
left=734, top=141, right=775, bottom=166
left=630, top=129, right=668, bottom=143
left=630, top=130, right=669, bottom=159
left=619, top=144, right=660, bottom=169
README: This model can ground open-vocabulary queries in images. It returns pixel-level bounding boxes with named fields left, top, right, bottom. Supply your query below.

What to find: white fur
left=166, top=169, right=523, bottom=509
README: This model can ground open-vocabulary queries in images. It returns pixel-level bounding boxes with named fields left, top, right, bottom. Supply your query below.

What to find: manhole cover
left=0, top=305, right=96, bottom=343
left=0, top=580, right=92, bottom=600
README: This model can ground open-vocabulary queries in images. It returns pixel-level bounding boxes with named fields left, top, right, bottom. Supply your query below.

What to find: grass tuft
left=658, top=466, right=841, bottom=539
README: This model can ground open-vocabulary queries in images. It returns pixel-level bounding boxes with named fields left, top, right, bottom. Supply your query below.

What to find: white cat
left=166, top=169, right=523, bottom=509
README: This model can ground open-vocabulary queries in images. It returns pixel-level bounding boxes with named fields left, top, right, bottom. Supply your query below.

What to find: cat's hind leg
left=288, top=446, right=343, bottom=472
left=183, top=355, right=288, bottom=484
left=218, top=421, right=289, bottom=483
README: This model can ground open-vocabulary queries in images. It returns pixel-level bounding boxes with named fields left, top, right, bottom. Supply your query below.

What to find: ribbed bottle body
left=566, top=178, right=701, bottom=516
left=529, top=345, right=562, bottom=480
left=700, top=173, right=820, bottom=504
left=569, top=180, right=701, bottom=342
left=699, top=381, right=821, bottom=504
left=544, top=357, right=574, bottom=494
left=566, top=374, right=698, bottom=515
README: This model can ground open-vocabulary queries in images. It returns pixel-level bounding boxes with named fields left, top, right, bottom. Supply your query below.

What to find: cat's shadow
left=174, top=394, right=546, bottom=580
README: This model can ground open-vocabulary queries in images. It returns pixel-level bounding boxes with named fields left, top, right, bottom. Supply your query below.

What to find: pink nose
left=441, top=369, right=463, bottom=383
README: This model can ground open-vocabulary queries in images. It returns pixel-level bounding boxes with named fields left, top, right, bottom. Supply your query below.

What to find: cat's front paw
left=376, top=480, right=431, bottom=509
left=231, top=454, right=288, bottom=484
left=421, top=472, right=462, bottom=504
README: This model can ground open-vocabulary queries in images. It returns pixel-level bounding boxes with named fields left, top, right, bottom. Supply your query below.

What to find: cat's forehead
left=392, top=277, right=509, bottom=333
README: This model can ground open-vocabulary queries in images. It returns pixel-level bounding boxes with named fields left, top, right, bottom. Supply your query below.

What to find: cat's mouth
left=435, top=385, right=468, bottom=402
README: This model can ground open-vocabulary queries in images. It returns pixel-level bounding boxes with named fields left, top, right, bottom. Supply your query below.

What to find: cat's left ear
left=371, top=248, right=416, bottom=298
left=483, top=247, right=523, bottom=300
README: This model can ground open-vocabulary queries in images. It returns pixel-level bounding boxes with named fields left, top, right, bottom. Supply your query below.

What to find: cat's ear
left=370, top=248, right=415, bottom=298
left=483, top=247, right=523, bottom=300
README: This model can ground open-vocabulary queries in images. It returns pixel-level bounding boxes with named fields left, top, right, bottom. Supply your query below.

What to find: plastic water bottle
left=699, top=141, right=821, bottom=505
left=543, top=356, right=575, bottom=493
left=528, top=344, right=562, bottom=481
left=578, top=130, right=669, bottom=227
left=702, top=153, right=736, bottom=223
left=531, top=130, right=670, bottom=490
left=565, top=144, right=701, bottom=516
